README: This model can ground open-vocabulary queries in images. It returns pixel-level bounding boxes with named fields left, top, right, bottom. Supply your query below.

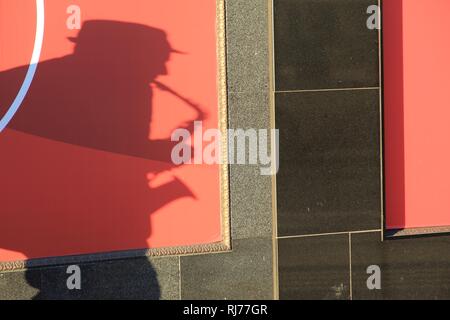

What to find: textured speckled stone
left=226, top=0, right=270, bottom=92
left=228, top=91, right=271, bottom=129
left=0, top=269, right=40, bottom=300
left=180, top=238, right=273, bottom=300
left=228, top=91, right=273, bottom=240
left=230, top=165, right=273, bottom=240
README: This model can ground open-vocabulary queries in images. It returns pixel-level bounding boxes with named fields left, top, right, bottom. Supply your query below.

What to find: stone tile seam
left=278, top=229, right=382, bottom=240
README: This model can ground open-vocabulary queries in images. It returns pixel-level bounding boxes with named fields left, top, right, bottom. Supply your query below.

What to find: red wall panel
left=384, top=0, right=450, bottom=229
left=0, top=1, right=223, bottom=261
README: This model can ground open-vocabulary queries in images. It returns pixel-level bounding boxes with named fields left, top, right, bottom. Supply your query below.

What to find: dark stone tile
left=351, top=232, right=450, bottom=300
left=180, top=238, right=273, bottom=300
left=278, top=234, right=350, bottom=300
left=274, top=0, right=379, bottom=91
left=0, top=256, right=179, bottom=300
left=276, top=90, right=381, bottom=236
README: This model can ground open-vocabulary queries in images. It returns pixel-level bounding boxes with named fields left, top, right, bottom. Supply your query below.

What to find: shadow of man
left=0, top=20, right=205, bottom=299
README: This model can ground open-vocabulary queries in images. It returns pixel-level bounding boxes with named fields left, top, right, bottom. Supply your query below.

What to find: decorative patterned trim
left=0, top=242, right=231, bottom=273
left=217, top=0, right=231, bottom=253
left=0, top=0, right=230, bottom=272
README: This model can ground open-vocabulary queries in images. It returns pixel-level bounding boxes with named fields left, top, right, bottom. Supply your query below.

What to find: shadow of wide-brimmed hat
left=67, top=20, right=185, bottom=55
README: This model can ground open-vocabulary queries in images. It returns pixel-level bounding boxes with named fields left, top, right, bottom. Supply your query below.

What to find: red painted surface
left=0, top=1, right=222, bottom=261
left=384, top=0, right=450, bottom=229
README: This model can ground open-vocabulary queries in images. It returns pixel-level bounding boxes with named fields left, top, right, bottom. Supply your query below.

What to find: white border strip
left=0, top=0, right=45, bottom=133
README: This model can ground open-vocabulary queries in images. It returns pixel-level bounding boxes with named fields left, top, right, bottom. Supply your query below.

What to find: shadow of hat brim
left=67, top=37, right=186, bottom=54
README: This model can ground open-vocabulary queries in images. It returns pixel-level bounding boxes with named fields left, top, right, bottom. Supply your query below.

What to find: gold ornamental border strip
left=0, top=0, right=230, bottom=272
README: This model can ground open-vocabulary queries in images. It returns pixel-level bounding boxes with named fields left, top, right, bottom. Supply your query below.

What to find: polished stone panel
left=278, top=234, right=350, bottom=300
left=351, top=232, right=450, bottom=300
left=276, top=90, right=381, bottom=236
left=274, top=0, right=379, bottom=91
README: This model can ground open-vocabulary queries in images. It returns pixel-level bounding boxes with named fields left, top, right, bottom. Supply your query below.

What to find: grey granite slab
left=228, top=91, right=273, bottom=240
left=226, top=0, right=270, bottom=93
left=180, top=237, right=273, bottom=300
